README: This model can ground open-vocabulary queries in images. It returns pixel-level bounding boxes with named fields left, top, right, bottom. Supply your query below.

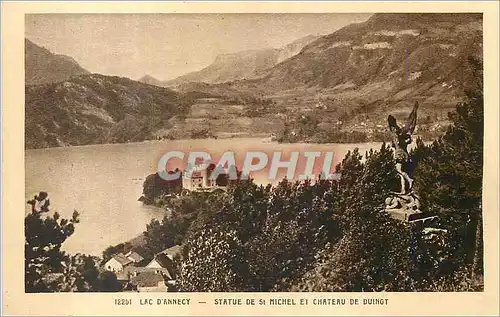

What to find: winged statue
left=387, top=102, right=419, bottom=194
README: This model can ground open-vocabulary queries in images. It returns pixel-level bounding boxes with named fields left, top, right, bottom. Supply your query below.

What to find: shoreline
left=25, top=133, right=437, bottom=152
left=25, top=137, right=387, bottom=151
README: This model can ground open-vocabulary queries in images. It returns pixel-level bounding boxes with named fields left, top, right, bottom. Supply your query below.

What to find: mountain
left=25, top=39, right=90, bottom=86
left=180, top=13, right=483, bottom=138
left=138, top=74, right=166, bottom=87
left=25, top=14, right=483, bottom=148
left=275, top=35, right=321, bottom=64
left=259, top=13, right=482, bottom=93
left=25, top=74, right=190, bottom=149
left=162, top=35, right=320, bottom=87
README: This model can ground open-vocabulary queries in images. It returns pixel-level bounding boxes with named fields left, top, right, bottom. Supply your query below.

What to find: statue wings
left=404, top=102, right=419, bottom=134
left=388, top=102, right=419, bottom=134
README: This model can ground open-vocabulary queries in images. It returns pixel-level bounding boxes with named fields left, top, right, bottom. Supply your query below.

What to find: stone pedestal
left=385, top=191, right=422, bottom=222
left=384, top=191, right=440, bottom=225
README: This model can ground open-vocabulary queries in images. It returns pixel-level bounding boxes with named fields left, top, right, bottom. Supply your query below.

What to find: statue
left=388, top=102, right=418, bottom=195
left=385, top=102, right=427, bottom=223
left=384, top=103, right=443, bottom=235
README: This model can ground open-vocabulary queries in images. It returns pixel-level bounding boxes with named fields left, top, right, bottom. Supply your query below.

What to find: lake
left=25, top=138, right=382, bottom=256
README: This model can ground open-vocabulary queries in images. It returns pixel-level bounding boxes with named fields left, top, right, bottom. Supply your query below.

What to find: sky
left=26, top=13, right=372, bottom=81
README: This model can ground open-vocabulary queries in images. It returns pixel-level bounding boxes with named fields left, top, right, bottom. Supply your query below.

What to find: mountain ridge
left=25, top=73, right=190, bottom=149
left=177, top=13, right=482, bottom=133
left=25, top=39, right=90, bottom=85
left=25, top=14, right=483, bottom=148
left=139, top=34, right=320, bottom=87
left=138, top=74, right=166, bottom=87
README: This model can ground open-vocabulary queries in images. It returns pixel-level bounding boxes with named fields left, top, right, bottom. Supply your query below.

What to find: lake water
left=25, top=138, right=382, bottom=256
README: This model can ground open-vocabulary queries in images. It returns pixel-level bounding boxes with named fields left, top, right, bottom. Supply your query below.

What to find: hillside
left=150, top=35, right=320, bottom=87
left=260, top=14, right=482, bottom=98
left=25, top=39, right=90, bottom=85
left=25, top=14, right=483, bottom=147
left=25, top=74, right=190, bottom=149
left=177, top=13, right=483, bottom=142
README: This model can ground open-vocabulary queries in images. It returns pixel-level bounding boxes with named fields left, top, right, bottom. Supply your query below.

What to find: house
left=104, top=250, right=145, bottom=273
left=130, top=271, right=168, bottom=292
left=146, top=245, right=182, bottom=280
left=206, top=164, right=231, bottom=187
left=118, top=266, right=169, bottom=278
left=124, top=251, right=144, bottom=263
left=116, top=265, right=170, bottom=284
left=104, top=253, right=133, bottom=272
left=180, top=161, right=242, bottom=192
left=186, top=164, right=241, bottom=191
left=162, top=245, right=182, bottom=260
left=146, top=253, right=176, bottom=280
left=117, top=266, right=173, bottom=292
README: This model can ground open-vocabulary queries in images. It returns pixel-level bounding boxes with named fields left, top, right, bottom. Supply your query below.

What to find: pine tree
left=178, top=229, right=248, bottom=292
left=411, top=56, right=484, bottom=289
left=25, top=193, right=79, bottom=292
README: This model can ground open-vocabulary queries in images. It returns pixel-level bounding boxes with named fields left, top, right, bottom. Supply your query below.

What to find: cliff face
left=25, top=39, right=90, bottom=86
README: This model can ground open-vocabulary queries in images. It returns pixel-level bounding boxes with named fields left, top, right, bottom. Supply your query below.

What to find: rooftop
left=111, top=253, right=133, bottom=266
left=161, top=245, right=182, bottom=260
left=116, top=266, right=170, bottom=281
left=151, top=253, right=176, bottom=279
left=130, top=271, right=166, bottom=288
left=125, top=251, right=144, bottom=263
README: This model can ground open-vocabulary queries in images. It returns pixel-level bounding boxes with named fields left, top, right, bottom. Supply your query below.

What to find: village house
left=113, top=246, right=182, bottom=292
left=104, top=254, right=132, bottom=272
left=146, top=245, right=182, bottom=279
left=104, top=251, right=144, bottom=273
left=131, top=271, right=169, bottom=292
left=116, top=266, right=172, bottom=292
left=124, top=250, right=144, bottom=263
left=162, top=245, right=183, bottom=260
left=146, top=255, right=175, bottom=280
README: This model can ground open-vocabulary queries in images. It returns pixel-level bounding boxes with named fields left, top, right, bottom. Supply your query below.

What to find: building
left=183, top=164, right=241, bottom=192
left=106, top=247, right=182, bottom=292
left=146, top=253, right=177, bottom=280
left=115, top=252, right=179, bottom=292
left=188, top=171, right=205, bottom=190
left=130, top=271, right=169, bottom=292
left=116, top=266, right=172, bottom=292
left=104, top=251, right=144, bottom=273
left=162, top=245, right=182, bottom=260
left=146, top=245, right=182, bottom=280
left=124, top=251, right=144, bottom=263
left=104, top=254, right=132, bottom=272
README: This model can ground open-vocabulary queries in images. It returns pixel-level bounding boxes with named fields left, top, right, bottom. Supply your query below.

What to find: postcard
left=2, top=1, right=499, bottom=316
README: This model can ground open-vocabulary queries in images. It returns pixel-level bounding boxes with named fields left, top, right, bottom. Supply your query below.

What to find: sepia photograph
left=2, top=1, right=499, bottom=316
left=23, top=11, right=485, bottom=293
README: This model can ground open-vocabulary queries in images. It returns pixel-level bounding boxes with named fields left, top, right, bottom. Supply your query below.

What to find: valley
left=25, top=13, right=483, bottom=149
